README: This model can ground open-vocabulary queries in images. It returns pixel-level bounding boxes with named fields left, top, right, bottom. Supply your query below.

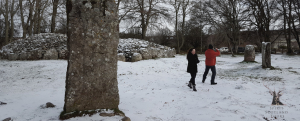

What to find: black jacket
left=187, top=53, right=200, bottom=73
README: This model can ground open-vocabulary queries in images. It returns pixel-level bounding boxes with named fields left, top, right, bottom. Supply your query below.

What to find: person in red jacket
left=202, top=44, right=220, bottom=85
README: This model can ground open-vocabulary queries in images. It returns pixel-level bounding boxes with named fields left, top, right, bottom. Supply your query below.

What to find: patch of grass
left=289, top=70, right=298, bottom=74
left=245, top=76, right=260, bottom=80
left=286, top=53, right=298, bottom=56
left=111, top=108, right=125, bottom=116
left=269, top=66, right=277, bottom=70
left=262, top=66, right=282, bottom=71
left=60, top=110, right=99, bottom=120
left=235, top=53, right=245, bottom=55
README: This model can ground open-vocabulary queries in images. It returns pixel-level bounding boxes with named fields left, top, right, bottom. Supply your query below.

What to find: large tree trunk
left=140, top=0, right=145, bottom=39
left=282, top=0, right=289, bottom=54
left=179, top=10, right=186, bottom=53
left=51, top=0, right=59, bottom=33
left=292, top=0, right=300, bottom=49
left=33, top=0, right=40, bottom=34
left=63, top=0, right=120, bottom=114
left=287, top=1, right=293, bottom=54
left=38, top=0, right=48, bottom=34
left=19, top=0, right=27, bottom=38
left=179, top=0, right=189, bottom=53
left=27, top=0, right=36, bottom=36
left=4, top=0, right=9, bottom=45
left=9, top=0, right=18, bottom=42
left=10, top=11, right=14, bottom=42
left=173, top=0, right=180, bottom=53
left=292, top=19, right=300, bottom=49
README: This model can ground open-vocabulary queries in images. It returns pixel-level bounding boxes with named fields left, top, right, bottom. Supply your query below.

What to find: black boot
left=187, top=82, right=192, bottom=89
left=202, top=77, right=206, bottom=83
left=192, top=85, right=197, bottom=91
left=211, top=82, right=217, bottom=85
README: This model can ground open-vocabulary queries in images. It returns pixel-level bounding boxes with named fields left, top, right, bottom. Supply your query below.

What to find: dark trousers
left=189, top=72, right=197, bottom=85
left=202, top=66, right=216, bottom=83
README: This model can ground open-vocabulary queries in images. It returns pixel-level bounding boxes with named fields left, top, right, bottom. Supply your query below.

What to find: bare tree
left=276, top=0, right=294, bottom=53
left=51, top=0, right=59, bottom=33
left=0, top=0, right=9, bottom=45
left=21, top=0, right=36, bottom=37
left=9, top=0, right=19, bottom=41
left=245, top=0, right=277, bottom=50
left=178, top=0, right=190, bottom=53
left=203, top=0, right=246, bottom=56
left=0, top=2, right=3, bottom=47
left=19, top=0, right=27, bottom=38
left=291, top=0, right=300, bottom=49
left=189, top=1, right=206, bottom=52
left=116, top=0, right=138, bottom=23
left=169, top=0, right=181, bottom=53
left=134, top=0, right=170, bottom=39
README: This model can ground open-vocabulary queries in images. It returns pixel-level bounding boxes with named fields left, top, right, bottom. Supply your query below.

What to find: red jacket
left=205, top=49, right=220, bottom=66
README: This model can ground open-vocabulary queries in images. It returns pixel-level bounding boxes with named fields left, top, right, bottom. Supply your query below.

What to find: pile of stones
left=0, top=33, right=67, bottom=60
left=0, top=34, right=176, bottom=62
left=117, top=38, right=176, bottom=62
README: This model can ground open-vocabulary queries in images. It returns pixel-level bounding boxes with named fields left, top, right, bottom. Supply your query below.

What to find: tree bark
left=27, top=0, right=36, bottom=36
left=19, top=0, right=27, bottom=38
left=172, top=0, right=181, bottom=53
left=179, top=0, right=189, bottom=53
left=10, top=0, right=19, bottom=42
left=51, top=0, right=59, bottom=33
left=287, top=1, right=293, bottom=53
left=4, top=0, right=9, bottom=45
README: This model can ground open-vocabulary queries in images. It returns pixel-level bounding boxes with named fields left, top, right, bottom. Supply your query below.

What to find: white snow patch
left=0, top=54, right=300, bottom=120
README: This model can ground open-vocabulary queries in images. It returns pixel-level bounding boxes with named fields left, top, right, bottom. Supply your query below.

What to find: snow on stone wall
left=0, top=34, right=176, bottom=61
left=0, top=33, right=67, bottom=60
left=118, top=38, right=176, bottom=62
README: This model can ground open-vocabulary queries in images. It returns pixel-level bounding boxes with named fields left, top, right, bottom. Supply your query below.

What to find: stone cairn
left=244, top=45, right=255, bottom=62
left=0, top=33, right=68, bottom=60
left=262, top=42, right=271, bottom=68
left=117, top=39, right=176, bottom=62
left=0, top=36, right=176, bottom=62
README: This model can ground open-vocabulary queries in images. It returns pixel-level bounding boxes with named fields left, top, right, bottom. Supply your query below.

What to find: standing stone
left=262, top=42, right=271, bottom=68
left=244, top=45, right=255, bottom=62
left=64, top=0, right=119, bottom=113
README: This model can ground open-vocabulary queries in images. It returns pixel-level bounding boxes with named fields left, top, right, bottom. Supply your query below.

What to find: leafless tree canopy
left=0, top=0, right=300, bottom=53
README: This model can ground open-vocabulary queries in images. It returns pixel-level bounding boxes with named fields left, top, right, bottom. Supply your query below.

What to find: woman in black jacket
left=187, top=48, right=200, bottom=91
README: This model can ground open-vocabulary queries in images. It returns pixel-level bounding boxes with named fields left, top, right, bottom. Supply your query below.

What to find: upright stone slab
left=64, top=0, right=119, bottom=113
left=262, top=42, right=271, bottom=68
left=244, top=45, right=255, bottom=62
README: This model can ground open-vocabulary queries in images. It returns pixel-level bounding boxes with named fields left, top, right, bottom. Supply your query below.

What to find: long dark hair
left=187, top=48, right=195, bottom=59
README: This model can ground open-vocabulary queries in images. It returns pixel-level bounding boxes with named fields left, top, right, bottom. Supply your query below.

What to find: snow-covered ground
left=0, top=54, right=300, bottom=121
